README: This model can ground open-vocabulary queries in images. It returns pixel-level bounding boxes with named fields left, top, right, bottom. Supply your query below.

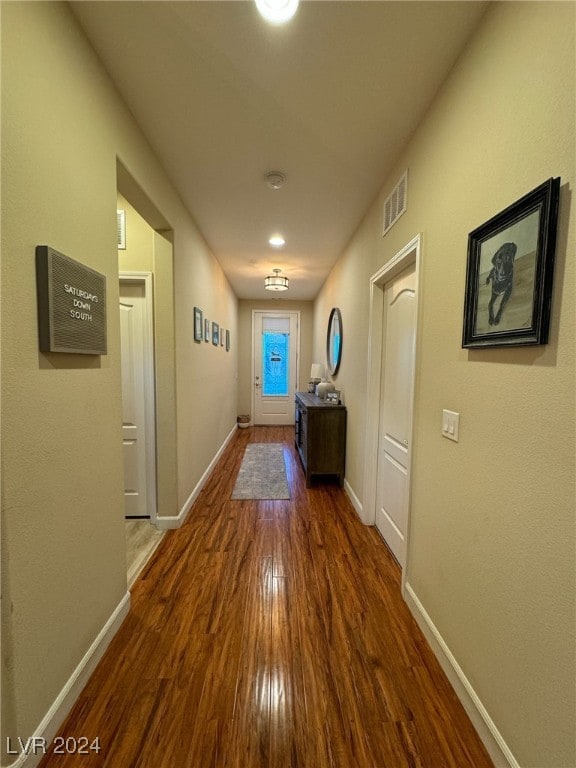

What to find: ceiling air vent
left=382, top=170, right=408, bottom=236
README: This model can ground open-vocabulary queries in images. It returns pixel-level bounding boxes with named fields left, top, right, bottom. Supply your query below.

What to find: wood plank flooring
left=39, top=427, right=493, bottom=768
left=125, top=520, right=165, bottom=587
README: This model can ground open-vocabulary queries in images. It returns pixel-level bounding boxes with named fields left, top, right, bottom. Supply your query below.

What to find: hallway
left=39, top=427, right=493, bottom=768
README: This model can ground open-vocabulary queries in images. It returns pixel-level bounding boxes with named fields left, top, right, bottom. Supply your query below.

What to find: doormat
left=231, top=443, right=290, bottom=500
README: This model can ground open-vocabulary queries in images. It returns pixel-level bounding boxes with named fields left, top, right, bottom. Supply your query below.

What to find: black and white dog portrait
left=485, top=242, right=517, bottom=325
left=463, top=178, right=559, bottom=348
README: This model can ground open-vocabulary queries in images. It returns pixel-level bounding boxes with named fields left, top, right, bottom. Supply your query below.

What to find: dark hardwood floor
left=39, top=426, right=493, bottom=768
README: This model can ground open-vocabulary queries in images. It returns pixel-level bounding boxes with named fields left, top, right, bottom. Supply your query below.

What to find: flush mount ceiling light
left=265, top=171, right=286, bottom=190
left=255, top=0, right=299, bottom=25
left=265, top=268, right=289, bottom=292
left=269, top=234, right=285, bottom=248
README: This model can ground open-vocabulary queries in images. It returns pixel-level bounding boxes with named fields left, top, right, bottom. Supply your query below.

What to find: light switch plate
left=442, top=409, right=460, bottom=442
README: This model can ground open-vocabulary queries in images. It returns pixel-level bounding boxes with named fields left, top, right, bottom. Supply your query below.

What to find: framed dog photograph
left=462, top=177, right=560, bottom=348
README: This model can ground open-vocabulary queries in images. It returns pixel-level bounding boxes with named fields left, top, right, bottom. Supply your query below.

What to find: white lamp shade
left=310, top=363, right=324, bottom=380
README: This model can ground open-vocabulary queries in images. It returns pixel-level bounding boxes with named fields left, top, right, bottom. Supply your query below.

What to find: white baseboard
left=344, top=478, right=363, bottom=521
left=127, top=531, right=166, bottom=589
left=403, top=582, right=518, bottom=768
left=3, top=593, right=131, bottom=768
left=156, top=423, right=238, bottom=530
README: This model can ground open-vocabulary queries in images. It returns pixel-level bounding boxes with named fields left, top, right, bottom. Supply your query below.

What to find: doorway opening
left=252, top=310, right=300, bottom=425
left=117, top=161, right=177, bottom=585
left=120, top=273, right=157, bottom=522
left=363, top=234, right=421, bottom=577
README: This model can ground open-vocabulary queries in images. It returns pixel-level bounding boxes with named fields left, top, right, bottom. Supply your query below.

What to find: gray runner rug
left=231, top=443, right=290, bottom=500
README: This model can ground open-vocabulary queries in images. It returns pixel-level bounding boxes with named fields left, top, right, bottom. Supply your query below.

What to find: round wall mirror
left=326, top=307, right=343, bottom=376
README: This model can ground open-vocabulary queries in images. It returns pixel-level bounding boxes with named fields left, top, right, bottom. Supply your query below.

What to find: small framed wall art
left=212, top=321, right=219, bottom=346
left=193, top=307, right=203, bottom=342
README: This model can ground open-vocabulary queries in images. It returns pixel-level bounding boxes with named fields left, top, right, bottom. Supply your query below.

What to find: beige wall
left=174, top=229, right=238, bottom=509
left=237, top=300, right=314, bottom=419
left=313, top=232, right=373, bottom=495
left=313, top=3, right=575, bottom=767
left=0, top=2, right=237, bottom=760
left=151, top=230, right=179, bottom=518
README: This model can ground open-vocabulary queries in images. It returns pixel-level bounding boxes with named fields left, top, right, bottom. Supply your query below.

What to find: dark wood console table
left=294, top=392, right=347, bottom=487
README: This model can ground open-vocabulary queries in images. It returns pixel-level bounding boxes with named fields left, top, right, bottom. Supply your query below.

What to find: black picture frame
left=462, top=177, right=560, bottom=348
left=226, top=329, right=230, bottom=351
left=204, top=318, right=210, bottom=342
left=193, top=306, right=203, bottom=342
left=212, top=321, right=219, bottom=346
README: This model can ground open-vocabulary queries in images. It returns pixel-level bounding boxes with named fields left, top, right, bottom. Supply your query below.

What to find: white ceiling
left=71, top=1, right=487, bottom=300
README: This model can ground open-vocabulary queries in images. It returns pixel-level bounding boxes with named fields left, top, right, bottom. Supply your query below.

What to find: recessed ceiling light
left=255, top=0, right=299, bottom=25
left=269, top=234, right=285, bottom=248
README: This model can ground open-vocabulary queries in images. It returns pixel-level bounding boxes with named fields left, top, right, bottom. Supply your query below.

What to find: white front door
left=253, top=311, right=299, bottom=425
left=120, top=278, right=156, bottom=519
left=375, top=262, right=416, bottom=566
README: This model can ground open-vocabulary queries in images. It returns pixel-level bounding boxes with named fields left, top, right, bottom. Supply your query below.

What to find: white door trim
left=119, top=271, right=157, bottom=523
left=363, top=234, right=422, bottom=581
left=251, top=310, right=300, bottom=425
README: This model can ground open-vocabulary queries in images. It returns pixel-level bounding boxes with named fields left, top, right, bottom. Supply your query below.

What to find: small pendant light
left=264, top=268, right=289, bottom=292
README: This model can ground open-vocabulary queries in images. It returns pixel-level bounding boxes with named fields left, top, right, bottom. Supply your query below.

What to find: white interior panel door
left=253, top=311, right=299, bottom=425
left=376, top=263, right=416, bottom=566
left=120, top=283, right=149, bottom=517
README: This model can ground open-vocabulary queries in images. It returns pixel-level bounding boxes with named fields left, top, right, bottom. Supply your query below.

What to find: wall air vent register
left=117, top=209, right=126, bottom=250
left=382, top=170, right=408, bottom=236
left=36, top=245, right=107, bottom=355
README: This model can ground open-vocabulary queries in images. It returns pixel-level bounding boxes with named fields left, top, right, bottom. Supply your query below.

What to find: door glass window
left=262, top=332, right=289, bottom=396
